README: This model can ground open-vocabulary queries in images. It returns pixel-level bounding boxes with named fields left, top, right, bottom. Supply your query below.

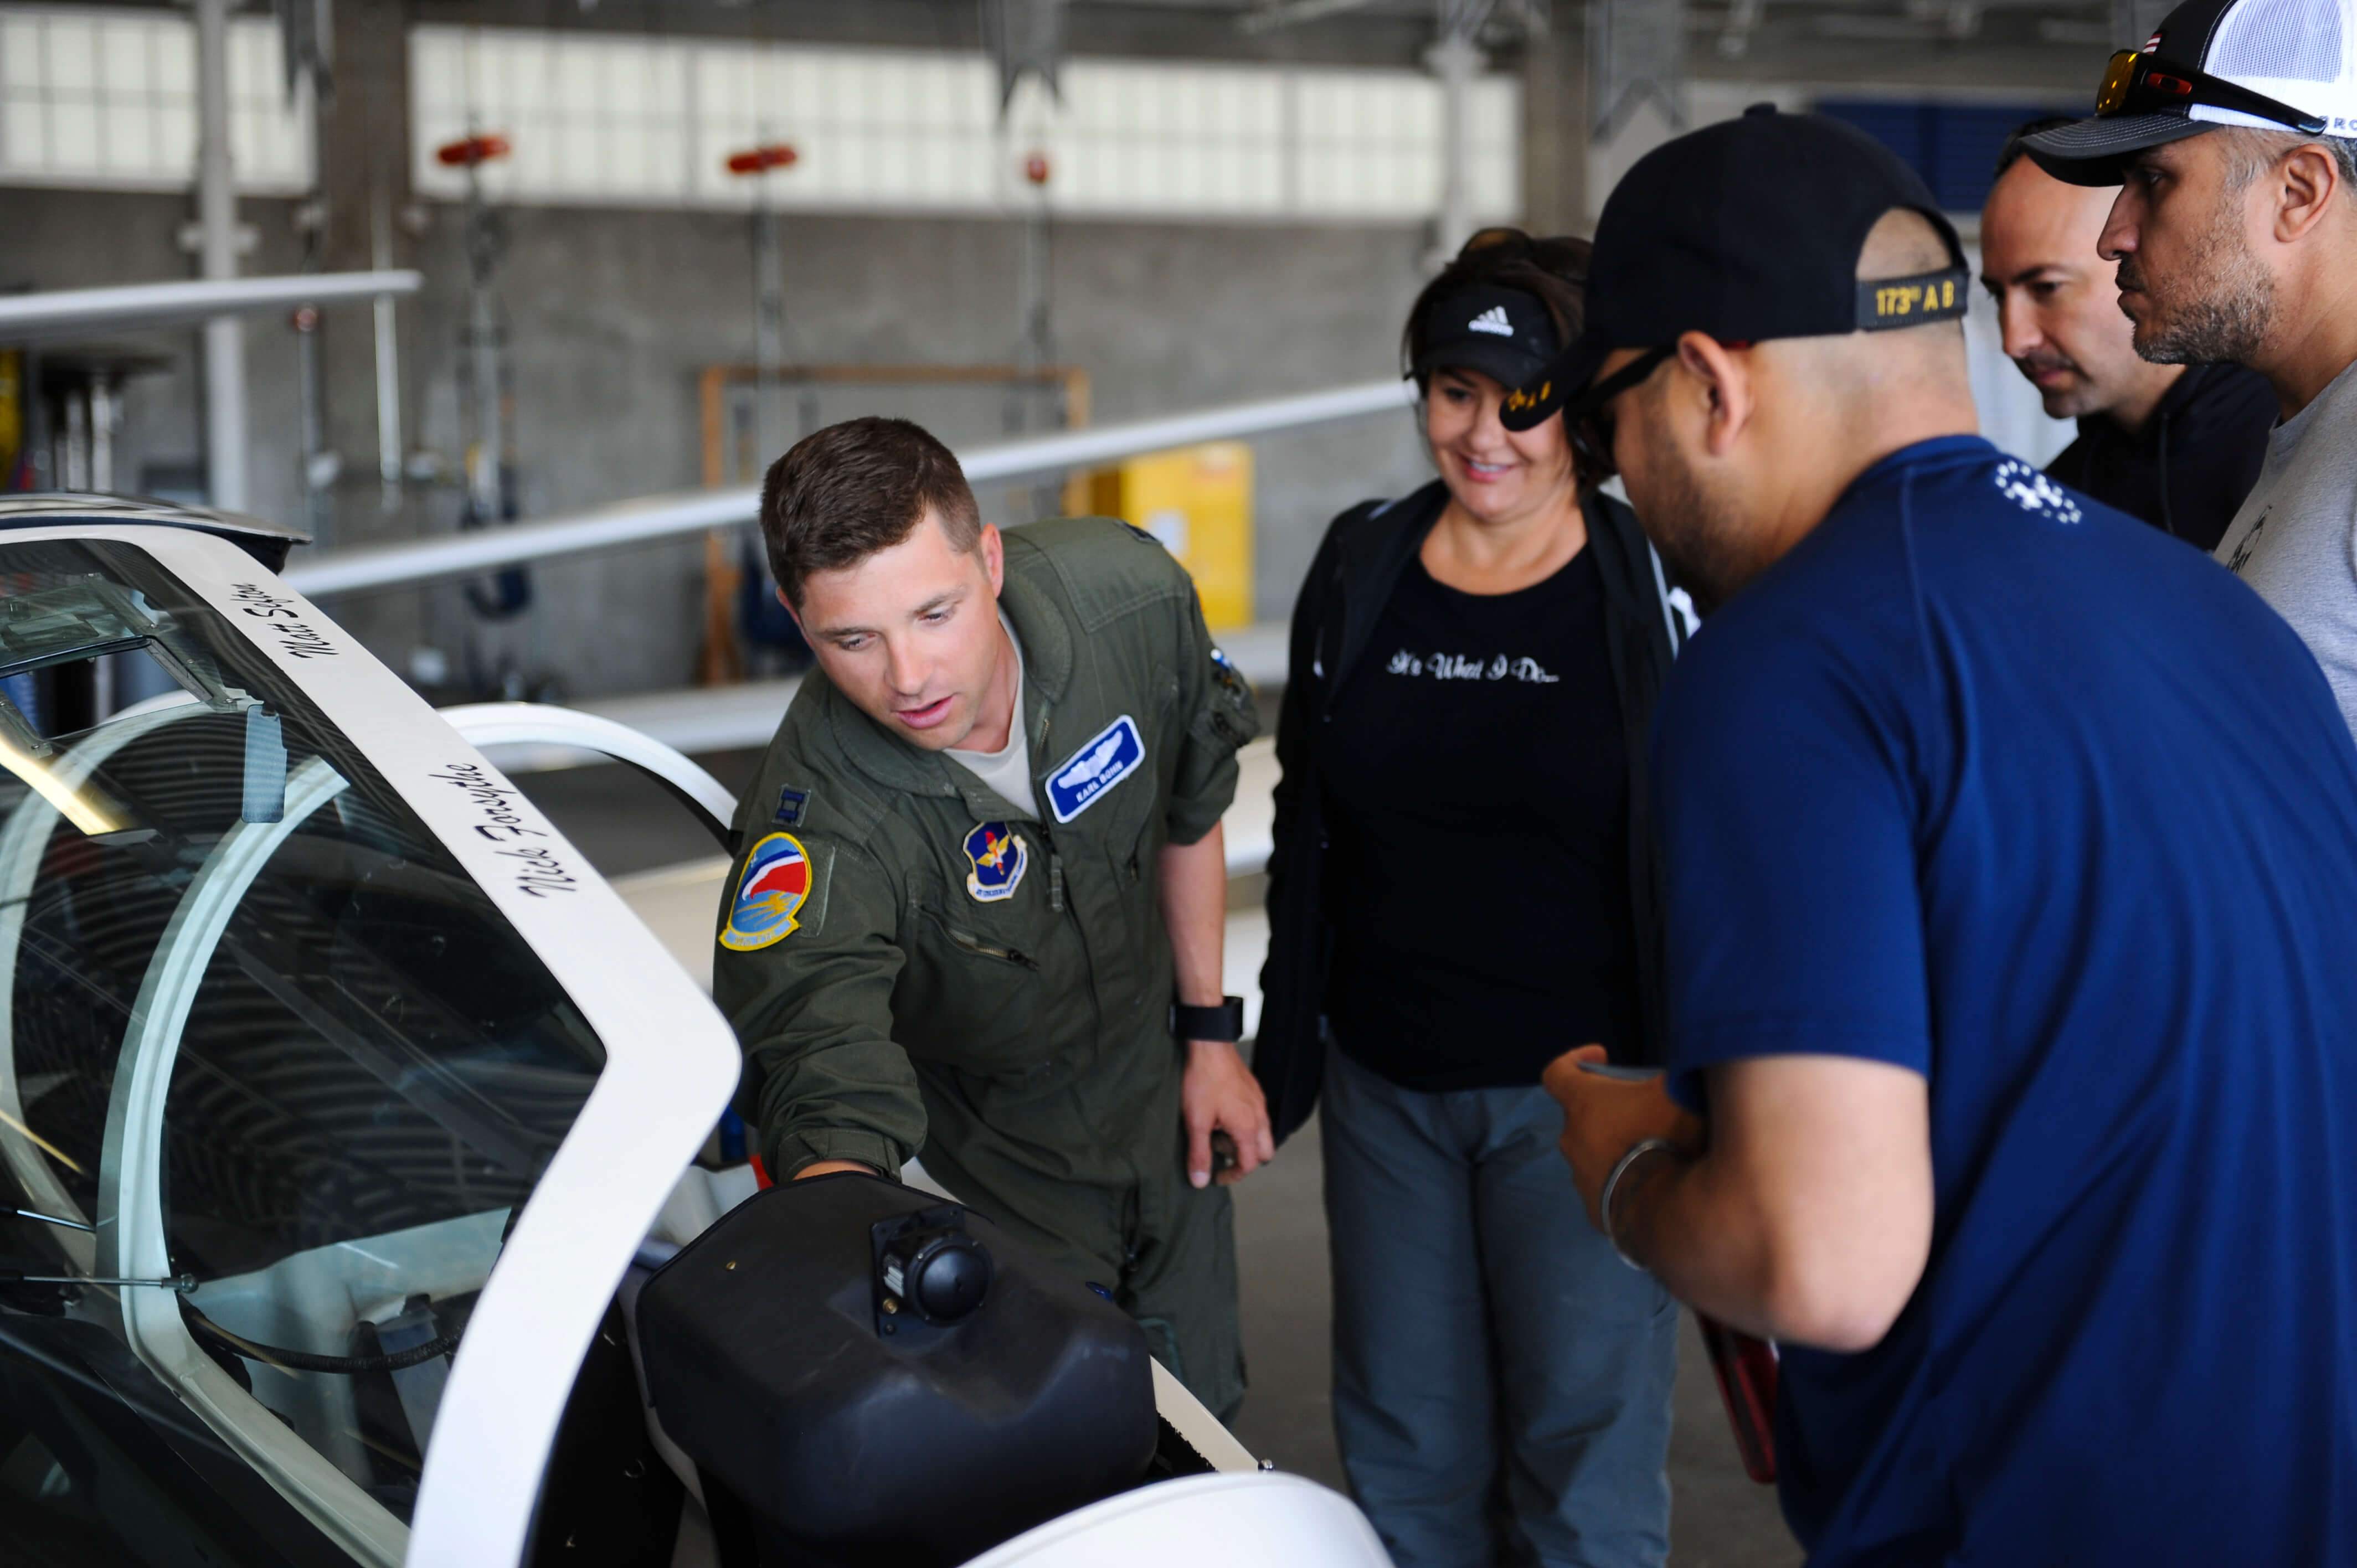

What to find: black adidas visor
left=1411, top=283, right=1562, bottom=393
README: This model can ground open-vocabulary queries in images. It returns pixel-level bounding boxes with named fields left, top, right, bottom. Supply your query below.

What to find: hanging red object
left=435, top=133, right=511, bottom=167
left=1022, top=151, right=1051, bottom=186
left=1696, top=1313, right=1780, bottom=1484
left=726, top=143, right=799, bottom=176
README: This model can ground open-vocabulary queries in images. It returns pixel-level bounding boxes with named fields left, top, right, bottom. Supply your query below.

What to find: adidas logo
left=1467, top=305, right=1514, bottom=337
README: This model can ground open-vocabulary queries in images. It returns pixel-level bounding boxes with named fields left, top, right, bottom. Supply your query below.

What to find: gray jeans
left=1322, top=1042, right=1677, bottom=1568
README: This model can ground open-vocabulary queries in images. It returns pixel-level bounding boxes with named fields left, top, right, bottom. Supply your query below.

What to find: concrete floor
left=514, top=753, right=1802, bottom=1568
left=1224, top=1116, right=1800, bottom=1568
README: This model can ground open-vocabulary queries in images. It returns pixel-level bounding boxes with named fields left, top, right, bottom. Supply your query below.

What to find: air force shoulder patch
left=720, top=832, right=811, bottom=951
left=1046, top=715, right=1145, bottom=823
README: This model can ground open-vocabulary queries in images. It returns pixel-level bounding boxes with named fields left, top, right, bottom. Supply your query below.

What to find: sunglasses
left=1569, top=345, right=1678, bottom=479
left=2094, top=49, right=2325, bottom=135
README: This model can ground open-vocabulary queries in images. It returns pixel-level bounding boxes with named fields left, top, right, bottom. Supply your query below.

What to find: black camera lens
left=879, top=1227, right=993, bottom=1325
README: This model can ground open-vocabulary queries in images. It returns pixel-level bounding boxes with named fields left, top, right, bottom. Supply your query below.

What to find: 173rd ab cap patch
left=721, top=831, right=811, bottom=951
left=1859, top=267, right=1968, bottom=331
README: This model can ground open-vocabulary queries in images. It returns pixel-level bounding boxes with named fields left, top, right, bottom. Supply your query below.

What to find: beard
left=1622, top=418, right=1751, bottom=616
left=2121, top=195, right=2276, bottom=365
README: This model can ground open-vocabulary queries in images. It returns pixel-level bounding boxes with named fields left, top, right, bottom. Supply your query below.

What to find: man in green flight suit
left=714, top=415, right=1273, bottom=1417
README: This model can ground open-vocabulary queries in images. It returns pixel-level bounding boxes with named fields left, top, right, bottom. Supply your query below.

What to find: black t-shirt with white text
left=1319, top=545, right=1636, bottom=1092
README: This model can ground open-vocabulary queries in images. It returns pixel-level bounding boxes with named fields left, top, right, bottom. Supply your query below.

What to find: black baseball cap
left=1409, top=282, right=1563, bottom=391
left=2022, top=0, right=2350, bottom=188
left=1500, top=106, right=1969, bottom=432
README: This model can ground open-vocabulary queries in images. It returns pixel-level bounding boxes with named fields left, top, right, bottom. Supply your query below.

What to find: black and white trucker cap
left=2025, top=0, right=2357, bottom=185
left=1409, top=283, right=1562, bottom=392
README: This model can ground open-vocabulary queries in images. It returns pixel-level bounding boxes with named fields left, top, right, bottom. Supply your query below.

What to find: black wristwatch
left=1171, top=996, right=1246, bottom=1043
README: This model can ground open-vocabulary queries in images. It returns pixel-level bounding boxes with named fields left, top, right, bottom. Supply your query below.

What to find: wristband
left=1171, top=997, right=1245, bottom=1043
left=1600, top=1137, right=1681, bottom=1272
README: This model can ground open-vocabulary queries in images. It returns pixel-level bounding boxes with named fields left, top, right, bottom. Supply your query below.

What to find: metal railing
left=281, top=377, right=1417, bottom=598
left=0, top=271, right=422, bottom=344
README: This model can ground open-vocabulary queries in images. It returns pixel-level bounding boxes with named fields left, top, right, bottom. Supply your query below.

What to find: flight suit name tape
left=1044, top=714, right=1145, bottom=824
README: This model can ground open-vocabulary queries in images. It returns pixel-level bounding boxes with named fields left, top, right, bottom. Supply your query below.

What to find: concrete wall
left=4, top=0, right=2111, bottom=702
left=0, top=187, right=311, bottom=513
left=3, top=0, right=1463, bottom=701
left=3, top=185, right=1440, bottom=701
left=0, top=0, right=1516, bottom=704
left=385, top=201, right=1438, bottom=697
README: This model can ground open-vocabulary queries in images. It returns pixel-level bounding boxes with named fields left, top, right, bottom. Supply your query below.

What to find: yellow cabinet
left=1075, top=442, right=1254, bottom=631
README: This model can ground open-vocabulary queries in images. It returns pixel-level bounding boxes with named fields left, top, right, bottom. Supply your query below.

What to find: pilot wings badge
left=1046, top=714, right=1145, bottom=823
left=963, top=822, right=1029, bottom=902
left=720, top=832, right=811, bottom=951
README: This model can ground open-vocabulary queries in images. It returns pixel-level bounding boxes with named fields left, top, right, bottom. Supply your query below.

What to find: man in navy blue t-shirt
left=1509, top=111, right=2357, bottom=1564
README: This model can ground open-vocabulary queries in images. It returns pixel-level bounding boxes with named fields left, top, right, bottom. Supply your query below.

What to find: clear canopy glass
left=0, top=537, right=606, bottom=1560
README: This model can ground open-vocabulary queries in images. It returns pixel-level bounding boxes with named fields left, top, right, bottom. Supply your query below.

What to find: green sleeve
left=1165, top=587, right=1261, bottom=847
left=711, top=834, right=925, bottom=1180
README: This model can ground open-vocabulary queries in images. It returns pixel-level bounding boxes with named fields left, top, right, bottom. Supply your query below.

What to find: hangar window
left=407, top=24, right=1521, bottom=224
left=0, top=539, right=605, bottom=1560
left=0, top=3, right=312, bottom=194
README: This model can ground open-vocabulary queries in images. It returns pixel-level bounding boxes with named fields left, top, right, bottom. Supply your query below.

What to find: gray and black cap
left=1500, top=106, right=1968, bottom=431
left=2025, top=0, right=2357, bottom=187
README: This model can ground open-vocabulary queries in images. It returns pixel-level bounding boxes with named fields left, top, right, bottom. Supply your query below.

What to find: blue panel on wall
left=1817, top=100, right=2081, bottom=213
left=1818, top=100, right=1935, bottom=182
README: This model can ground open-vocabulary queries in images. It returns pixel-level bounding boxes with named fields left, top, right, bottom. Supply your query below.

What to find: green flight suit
left=713, top=517, right=1261, bottom=1415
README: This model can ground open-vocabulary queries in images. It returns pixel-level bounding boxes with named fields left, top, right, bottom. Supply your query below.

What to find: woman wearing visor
left=1257, top=229, right=1690, bottom=1567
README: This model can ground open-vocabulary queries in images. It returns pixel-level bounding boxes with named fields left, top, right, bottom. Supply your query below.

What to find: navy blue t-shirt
left=1653, top=436, right=2357, bottom=1566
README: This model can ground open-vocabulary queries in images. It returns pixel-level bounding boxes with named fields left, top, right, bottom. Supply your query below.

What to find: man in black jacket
left=1982, top=117, right=2274, bottom=549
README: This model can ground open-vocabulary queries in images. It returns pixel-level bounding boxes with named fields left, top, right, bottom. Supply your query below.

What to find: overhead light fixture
left=0, top=720, right=143, bottom=840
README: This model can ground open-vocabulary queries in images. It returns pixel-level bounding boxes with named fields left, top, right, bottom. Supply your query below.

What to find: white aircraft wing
left=0, top=270, right=421, bottom=343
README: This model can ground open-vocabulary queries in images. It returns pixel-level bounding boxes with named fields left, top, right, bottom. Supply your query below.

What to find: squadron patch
left=963, top=822, right=1029, bottom=902
left=1046, top=714, right=1145, bottom=823
left=720, top=832, right=811, bottom=951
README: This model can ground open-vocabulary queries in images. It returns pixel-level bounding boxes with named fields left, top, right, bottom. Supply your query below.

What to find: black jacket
left=1253, top=481, right=1689, bottom=1144
left=2045, top=362, right=2277, bottom=553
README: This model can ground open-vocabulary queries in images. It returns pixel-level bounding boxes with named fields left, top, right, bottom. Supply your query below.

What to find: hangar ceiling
left=42, top=0, right=2127, bottom=96
left=378, top=0, right=2131, bottom=87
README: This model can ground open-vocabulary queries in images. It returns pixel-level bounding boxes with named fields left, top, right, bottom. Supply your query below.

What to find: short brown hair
left=759, top=417, right=983, bottom=606
left=1402, top=227, right=1592, bottom=391
left=2221, top=126, right=2357, bottom=199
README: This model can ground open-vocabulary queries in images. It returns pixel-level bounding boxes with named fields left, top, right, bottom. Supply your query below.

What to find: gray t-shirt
left=2212, top=358, right=2357, bottom=740
left=945, top=612, right=1038, bottom=819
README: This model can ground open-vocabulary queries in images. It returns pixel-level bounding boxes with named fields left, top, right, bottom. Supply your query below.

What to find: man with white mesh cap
left=2026, top=0, right=2357, bottom=737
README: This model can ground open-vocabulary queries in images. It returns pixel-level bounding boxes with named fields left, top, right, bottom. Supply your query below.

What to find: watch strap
left=1171, top=996, right=1246, bottom=1043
